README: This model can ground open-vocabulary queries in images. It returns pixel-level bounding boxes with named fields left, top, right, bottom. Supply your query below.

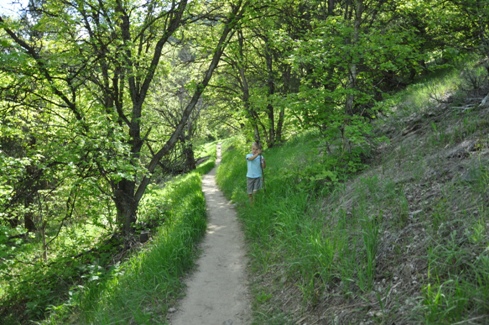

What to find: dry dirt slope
left=343, top=94, right=488, bottom=323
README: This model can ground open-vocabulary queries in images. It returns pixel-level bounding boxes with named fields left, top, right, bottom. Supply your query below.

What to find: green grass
left=216, top=62, right=489, bottom=324
left=38, top=172, right=208, bottom=325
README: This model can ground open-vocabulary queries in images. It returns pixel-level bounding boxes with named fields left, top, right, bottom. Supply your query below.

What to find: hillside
left=216, top=68, right=489, bottom=324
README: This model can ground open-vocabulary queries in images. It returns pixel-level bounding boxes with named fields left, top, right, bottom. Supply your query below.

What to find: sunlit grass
left=32, top=146, right=216, bottom=323
left=72, top=172, right=207, bottom=324
left=383, top=68, right=463, bottom=117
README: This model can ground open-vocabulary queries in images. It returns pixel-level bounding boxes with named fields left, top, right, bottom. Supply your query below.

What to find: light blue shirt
left=246, top=153, right=263, bottom=178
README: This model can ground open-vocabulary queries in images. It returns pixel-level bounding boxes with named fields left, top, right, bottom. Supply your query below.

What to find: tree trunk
left=343, top=0, right=363, bottom=152
left=265, top=44, right=276, bottom=148
left=328, top=0, right=335, bottom=15
left=113, top=179, right=137, bottom=235
left=182, top=119, right=196, bottom=172
left=276, top=106, right=285, bottom=144
left=237, top=29, right=261, bottom=142
left=183, top=143, right=196, bottom=172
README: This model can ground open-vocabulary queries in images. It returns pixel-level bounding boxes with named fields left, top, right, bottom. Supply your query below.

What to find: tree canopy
left=0, top=0, right=486, bottom=269
left=1, top=0, right=248, bottom=237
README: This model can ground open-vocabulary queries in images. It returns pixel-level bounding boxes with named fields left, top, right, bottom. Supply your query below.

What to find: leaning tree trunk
left=111, top=0, right=246, bottom=237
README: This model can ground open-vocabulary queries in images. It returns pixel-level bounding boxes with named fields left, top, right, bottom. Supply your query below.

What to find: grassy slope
left=216, top=68, right=489, bottom=324
left=30, top=147, right=217, bottom=325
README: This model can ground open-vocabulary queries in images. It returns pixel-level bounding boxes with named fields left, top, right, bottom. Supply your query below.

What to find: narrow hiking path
left=169, top=145, right=252, bottom=325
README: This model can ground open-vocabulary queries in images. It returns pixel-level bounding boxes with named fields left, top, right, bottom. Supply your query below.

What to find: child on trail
left=246, top=142, right=266, bottom=205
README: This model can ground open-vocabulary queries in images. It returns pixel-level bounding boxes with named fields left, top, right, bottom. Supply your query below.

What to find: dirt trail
left=169, top=145, right=251, bottom=325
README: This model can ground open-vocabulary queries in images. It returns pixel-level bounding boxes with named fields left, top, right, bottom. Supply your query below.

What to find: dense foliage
left=1, top=0, right=488, bottom=323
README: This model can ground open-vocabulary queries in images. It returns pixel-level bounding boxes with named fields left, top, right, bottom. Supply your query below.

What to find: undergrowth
left=0, top=145, right=215, bottom=325
left=216, top=63, right=489, bottom=324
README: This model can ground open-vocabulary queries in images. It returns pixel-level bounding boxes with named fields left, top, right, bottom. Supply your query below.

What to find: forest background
left=1, top=0, right=489, bottom=324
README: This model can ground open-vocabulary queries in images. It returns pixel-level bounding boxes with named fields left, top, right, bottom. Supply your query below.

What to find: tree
left=0, top=0, right=248, bottom=237
left=286, top=1, right=428, bottom=151
left=215, top=0, right=302, bottom=147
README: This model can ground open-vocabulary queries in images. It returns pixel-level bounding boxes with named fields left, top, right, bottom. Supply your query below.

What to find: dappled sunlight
left=206, top=223, right=227, bottom=235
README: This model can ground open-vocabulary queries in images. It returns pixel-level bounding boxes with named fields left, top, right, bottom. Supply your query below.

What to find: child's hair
left=253, top=141, right=261, bottom=149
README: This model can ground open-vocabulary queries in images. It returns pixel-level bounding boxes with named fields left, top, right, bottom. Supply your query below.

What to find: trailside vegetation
left=1, top=166, right=212, bottom=324
left=1, top=0, right=489, bottom=323
left=216, top=64, right=489, bottom=324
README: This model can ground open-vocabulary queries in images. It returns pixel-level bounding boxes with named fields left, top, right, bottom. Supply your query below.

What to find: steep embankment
left=216, top=71, right=489, bottom=324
